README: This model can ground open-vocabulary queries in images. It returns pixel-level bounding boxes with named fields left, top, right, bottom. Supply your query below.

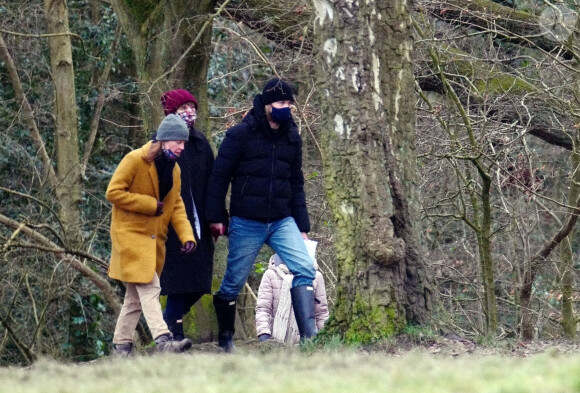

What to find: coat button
left=151, top=235, right=156, bottom=239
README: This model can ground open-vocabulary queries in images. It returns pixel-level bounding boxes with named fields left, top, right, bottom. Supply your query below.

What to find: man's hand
left=181, top=241, right=196, bottom=254
left=210, top=223, right=226, bottom=242
left=301, top=232, right=308, bottom=240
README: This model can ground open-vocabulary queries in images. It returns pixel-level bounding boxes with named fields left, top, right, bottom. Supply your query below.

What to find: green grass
left=1, top=348, right=579, bottom=393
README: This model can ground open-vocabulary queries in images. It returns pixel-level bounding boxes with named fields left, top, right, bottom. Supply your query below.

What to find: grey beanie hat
left=156, top=114, right=189, bottom=141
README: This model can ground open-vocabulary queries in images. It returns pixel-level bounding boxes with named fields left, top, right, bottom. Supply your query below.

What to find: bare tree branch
left=0, top=214, right=121, bottom=316
left=81, top=25, right=123, bottom=177
left=0, top=34, right=58, bottom=186
left=423, top=0, right=575, bottom=58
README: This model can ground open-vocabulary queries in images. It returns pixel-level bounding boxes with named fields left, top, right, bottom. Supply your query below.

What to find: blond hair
left=145, top=141, right=162, bottom=162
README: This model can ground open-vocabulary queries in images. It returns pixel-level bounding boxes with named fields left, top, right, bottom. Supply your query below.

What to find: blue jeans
left=218, top=216, right=315, bottom=301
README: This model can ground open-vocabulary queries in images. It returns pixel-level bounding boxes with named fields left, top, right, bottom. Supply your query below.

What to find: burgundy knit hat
left=160, top=89, right=199, bottom=115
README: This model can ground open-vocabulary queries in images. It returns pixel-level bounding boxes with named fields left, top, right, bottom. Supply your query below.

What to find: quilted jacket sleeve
left=314, top=270, right=329, bottom=330
left=206, top=126, right=244, bottom=223
left=289, top=135, right=310, bottom=233
left=255, top=270, right=276, bottom=336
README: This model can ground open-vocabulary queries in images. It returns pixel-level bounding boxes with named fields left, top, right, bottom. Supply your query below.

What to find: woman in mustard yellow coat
left=107, top=114, right=197, bottom=356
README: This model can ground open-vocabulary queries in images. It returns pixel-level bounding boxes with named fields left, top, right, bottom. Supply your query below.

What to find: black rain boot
left=213, top=294, right=236, bottom=353
left=290, top=285, right=317, bottom=340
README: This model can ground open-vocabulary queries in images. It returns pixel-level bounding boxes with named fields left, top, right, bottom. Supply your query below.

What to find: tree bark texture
left=474, top=171, right=498, bottom=334
left=312, top=0, right=434, bottom=341
left=44, top=0, right=83, bottom=249
left=559, top=237, right=577, bottom=339
left=558, top=147, right=580, bottom=339
left=224, top=0, right=312, bottom=50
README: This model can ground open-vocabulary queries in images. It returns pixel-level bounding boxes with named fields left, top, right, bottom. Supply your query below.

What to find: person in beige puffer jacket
left=255, top=254, right=329, bottom=344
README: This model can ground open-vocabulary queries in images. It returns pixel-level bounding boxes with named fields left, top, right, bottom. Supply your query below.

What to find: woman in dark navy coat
left=159, top=89, right=225, bottom=340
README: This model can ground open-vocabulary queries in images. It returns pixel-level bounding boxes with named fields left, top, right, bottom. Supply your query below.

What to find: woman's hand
left=181, top=241, right=196, bottom=254
left=154, top=201, right=164, bottom=216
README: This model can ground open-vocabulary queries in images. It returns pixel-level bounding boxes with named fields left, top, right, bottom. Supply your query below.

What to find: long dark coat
left=160, top=128, right=216, bottom=295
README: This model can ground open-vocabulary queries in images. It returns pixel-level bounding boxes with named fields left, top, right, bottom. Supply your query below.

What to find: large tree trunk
left=44, top=0, right=83, bottom=249
left=312, top=0, right=434, bottom=341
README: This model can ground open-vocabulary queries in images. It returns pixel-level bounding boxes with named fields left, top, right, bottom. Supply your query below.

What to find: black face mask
left=270, top=106, right=291, bottom=124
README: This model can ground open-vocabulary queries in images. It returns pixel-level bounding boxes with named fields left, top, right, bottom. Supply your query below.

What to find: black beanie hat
left=261, top=78, right=294, bottom=105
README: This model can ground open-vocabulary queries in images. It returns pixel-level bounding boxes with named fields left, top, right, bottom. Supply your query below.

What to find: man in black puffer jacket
left=206, top=78, right=317, bottom=352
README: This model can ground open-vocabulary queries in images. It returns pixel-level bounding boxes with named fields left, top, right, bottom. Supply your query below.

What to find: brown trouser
left=112, top=273, right=170, bottom=344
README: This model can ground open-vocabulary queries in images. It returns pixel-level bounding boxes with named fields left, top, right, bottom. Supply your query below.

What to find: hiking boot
left=112, top=343, right=133, bottom=357
left=155, top=333, right=192, bottom=353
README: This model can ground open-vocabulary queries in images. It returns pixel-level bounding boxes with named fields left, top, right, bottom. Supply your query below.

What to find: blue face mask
left=162, top=147, right=179, bottom=161
left=270, top=106, right=291, bottom=124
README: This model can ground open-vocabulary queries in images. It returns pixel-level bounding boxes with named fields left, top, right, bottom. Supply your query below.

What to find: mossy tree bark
left=557, top=147, right=580, bottom=339
left=311, top=0, right=434, bottom=341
